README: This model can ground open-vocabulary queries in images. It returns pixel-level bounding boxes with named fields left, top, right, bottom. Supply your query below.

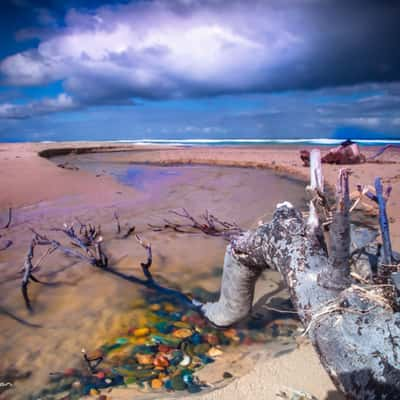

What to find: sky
left=0, top=0, right=400, bottom=142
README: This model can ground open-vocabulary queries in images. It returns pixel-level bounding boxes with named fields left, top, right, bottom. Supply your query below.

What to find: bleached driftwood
left=201, top=150, right=400, bottom=399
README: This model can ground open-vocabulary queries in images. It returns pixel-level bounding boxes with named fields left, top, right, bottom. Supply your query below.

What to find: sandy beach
left=1, top=142, right=399, bottom=400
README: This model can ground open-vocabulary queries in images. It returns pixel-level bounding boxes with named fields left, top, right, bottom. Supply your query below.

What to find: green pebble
left=132, top=345, right=157, bottom=354
left=115, top=367, right=159, bottom=380
left=167, top=365, right=177, bottom=374
left=151, top=334, right=181, bottom=347
left=154, top=321, right=173, bottom=334
left=101, top=343, right=122, bottom=353
left=193, top=343, right=210, bottom=354
left=116, top=337, right=129, bottom=345
left=124, top=376, right=137, bottom=385
left=173, top=321, right=192, bottom=329
left=182, top=343, right=195, bottom=357
left=171, top=375, right=186, bottom=391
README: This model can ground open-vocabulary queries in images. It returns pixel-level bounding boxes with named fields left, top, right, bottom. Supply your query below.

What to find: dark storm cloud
left=0, top=0, right=400, bottom=118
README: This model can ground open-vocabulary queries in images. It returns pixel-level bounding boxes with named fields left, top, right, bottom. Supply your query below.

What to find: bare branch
left=21, top=219, right=199, bottom=312
left=113, top=211, right=121, bottom=234
left=0, top=239, right=12, bottom=251
left=367, top=144, right=400, bottom=160
left=21, top=238, right=45, bottom=311
left=375, top=177, right=393, bottom=266
left=149, top=208, right=242, bottom=239
left=121, top=225, right=136, bottom=239
left=32, top=228, right=107, bottom=268
left=1, top=207, right=12, bottom=230
left=135, top=234, right=152, bottom=281
left=114, top=210, right=136, bottom=239
left=0, top=306, right=42, bottom=328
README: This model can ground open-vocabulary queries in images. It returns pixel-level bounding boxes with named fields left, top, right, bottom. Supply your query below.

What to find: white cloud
left=1, top=0, right=304, bottom=102
left=0, top=93, right=77, bottom=119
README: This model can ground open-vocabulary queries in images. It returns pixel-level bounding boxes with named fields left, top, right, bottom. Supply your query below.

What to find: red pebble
left=64, top=368, right=76, bottom=377
left=127, top=327, right=137, bottom=335
left=203, top=334, right=219, bottom=345
left=153, top=355, right=169, bottom=368
left=242, top=337, right=253, bottom=346
left=158, top=344, right=171, bottom=353
left=188, top=315, right=206, bottom=328
left=95, top=371, right=105, bottom=379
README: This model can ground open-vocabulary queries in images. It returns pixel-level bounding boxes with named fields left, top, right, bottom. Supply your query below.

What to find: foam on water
left=38, top=138, right=400, bottom=147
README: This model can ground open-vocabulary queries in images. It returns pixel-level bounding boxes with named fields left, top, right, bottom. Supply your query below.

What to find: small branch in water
left=21, top=238, right=47, bottom=312
left=53, top=221, right=100, bottom=249
left=114, top=211, right=135, bottom=239
left=36, top=224, right=108, bottom=269
left=0, top=239, right=12, bottom=251
left=135, top=234, right=152, bottom=281
left=113, top=211, right=121, bottom=234
left=0, top=306, right=42, bottom=328
left=1, top=207, right=12, bottom=229
left=21, top=218, right=200, bottom=312
left=121, top=225, right=136, bottom=239
left=149, top=208, right=242, bottom=240
left=20, top=229, right=107, bottom=311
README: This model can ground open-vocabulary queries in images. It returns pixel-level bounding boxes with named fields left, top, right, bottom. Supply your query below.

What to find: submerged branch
left=114, top=211, right=136, bottom=239
left=0, top=239, right=13, bottom=251
left=1, top=207, right=12, bottom=230
left=20, top=216, right=199, bottom=311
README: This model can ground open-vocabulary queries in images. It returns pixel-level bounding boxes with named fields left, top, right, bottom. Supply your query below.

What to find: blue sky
left=0, top=0, right=400, bottom=142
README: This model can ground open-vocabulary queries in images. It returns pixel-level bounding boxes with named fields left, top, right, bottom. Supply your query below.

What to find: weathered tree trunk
left=201, top=246, right=263, bottom=327
left=201, top=152, right=400, bottom=399
left=320, top=168, right=351, bottom=289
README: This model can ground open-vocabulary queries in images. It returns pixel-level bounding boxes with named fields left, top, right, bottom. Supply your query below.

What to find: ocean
left=34, top=138, right=400, bottom=147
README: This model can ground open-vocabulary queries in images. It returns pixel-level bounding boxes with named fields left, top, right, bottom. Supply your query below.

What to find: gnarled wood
left=202, top=151, right=400, bottom=399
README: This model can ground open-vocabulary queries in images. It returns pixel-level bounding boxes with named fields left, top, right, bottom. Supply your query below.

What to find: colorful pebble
left=133, top=327, right=150, bottom=337
left=37, top=292, right=280, bottom=399
left=151, top=378, right=163, bottom=389
left=172, top=328, right=193, bottom=339
left=136, top=353, right=154, bottom=365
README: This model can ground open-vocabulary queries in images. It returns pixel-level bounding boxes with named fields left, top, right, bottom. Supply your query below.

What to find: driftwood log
left=201, top=149, right=400, bottom=399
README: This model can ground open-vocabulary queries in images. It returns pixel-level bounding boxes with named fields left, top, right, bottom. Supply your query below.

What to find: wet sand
left=2, top=141, right=397, bottom=400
